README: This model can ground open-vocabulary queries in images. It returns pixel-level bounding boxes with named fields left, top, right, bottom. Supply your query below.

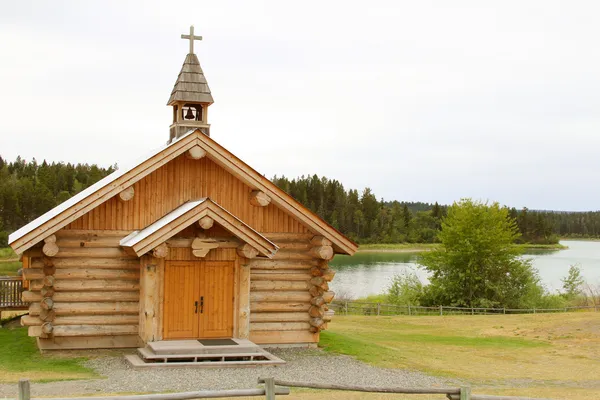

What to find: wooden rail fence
left=0, top=277, right=27, bottom=311
left=13, top=378, right=554, bottom=400
left=330, top=300, right=599, bottom=317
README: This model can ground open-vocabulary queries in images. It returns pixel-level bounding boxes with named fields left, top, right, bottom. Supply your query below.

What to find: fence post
left=460, top=386, right=471, bottom=400
left=533, top=308, right=536, bottom=314
left=263, top=377, right=275, bottom=400
left=376, top=303, right=380, bottom=316
left=344, top=301, right=348, bottom=315
left=407, top=304, right=411, bottom=316
left=503, top=307, right=506, bottom=315
left=439, top=305, right=443, bottom=316
left=471, top=307, right=474, bottom=315
left=18, top=379, right=30, bottom=400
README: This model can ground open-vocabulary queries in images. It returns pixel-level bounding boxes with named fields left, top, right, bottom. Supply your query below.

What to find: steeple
left=168, top=26, right=214, bottom=142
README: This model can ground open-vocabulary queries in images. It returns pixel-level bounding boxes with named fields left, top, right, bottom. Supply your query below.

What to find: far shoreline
left=356, top=243, right=568, bottom=253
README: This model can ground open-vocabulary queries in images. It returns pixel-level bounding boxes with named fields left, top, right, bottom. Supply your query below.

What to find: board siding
left=65, top=155, right=309, bottom=234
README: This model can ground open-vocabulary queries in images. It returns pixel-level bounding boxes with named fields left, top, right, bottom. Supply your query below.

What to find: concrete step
left=148, top=339, right=259, bottom=355
left=137, top=347, right=269, bottom=361
left=125, top=353, right=285, bottom=369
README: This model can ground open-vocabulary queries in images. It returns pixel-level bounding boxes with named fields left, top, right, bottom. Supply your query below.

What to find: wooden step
left=125, top=353, right=285, bottom=369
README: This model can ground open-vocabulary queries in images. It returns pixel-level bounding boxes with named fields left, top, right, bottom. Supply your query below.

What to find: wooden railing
left=330, top=301, right=599, bottom=316
left=0, top=277, right=27, bottom=310
left=12, top=377, right=554, bottom=400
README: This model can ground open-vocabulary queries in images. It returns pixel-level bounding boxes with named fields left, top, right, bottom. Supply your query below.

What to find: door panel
left=199, top=261, right=234, bottom=338
left=163, top=262, right=199, bottom=339
left=163, top=260, right=234, bottom=339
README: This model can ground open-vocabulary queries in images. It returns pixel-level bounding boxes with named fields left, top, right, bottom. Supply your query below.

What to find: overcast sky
left=1, top=1, right=599, bottom=211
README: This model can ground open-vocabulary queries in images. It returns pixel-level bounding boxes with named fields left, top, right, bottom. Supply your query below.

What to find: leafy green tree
left=387, top=272, right=424, bottom=306
left=561, top=265, right=584, bottom=300
left=419, top=199, right=539, bottom=308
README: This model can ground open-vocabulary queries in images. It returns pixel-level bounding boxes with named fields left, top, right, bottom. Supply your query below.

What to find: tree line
left=0, top=155, right=599, bottom=246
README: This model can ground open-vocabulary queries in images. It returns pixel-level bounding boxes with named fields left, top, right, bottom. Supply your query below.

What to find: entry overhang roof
left=120, top=198, right=279, bottom=258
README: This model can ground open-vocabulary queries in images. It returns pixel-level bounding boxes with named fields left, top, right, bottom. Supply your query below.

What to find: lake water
left=329, top=240, right=600, bottom=299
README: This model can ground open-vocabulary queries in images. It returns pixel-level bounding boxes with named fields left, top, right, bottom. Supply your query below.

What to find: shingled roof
left=167, top=53, right=214, bottom=105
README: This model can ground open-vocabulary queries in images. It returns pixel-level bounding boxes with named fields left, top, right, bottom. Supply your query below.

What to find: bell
left=184, top=107, right=195, bottom=120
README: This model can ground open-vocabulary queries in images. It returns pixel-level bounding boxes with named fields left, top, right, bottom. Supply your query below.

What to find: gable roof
left=120, top=198, right=278, bottom=258
left=9, top=130, right=358, bottom=256
left=167, top=53, right=213, bottom=105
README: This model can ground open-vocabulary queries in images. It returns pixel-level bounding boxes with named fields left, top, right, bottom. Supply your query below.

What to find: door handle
left=194, top=301, right=198, bottom=314
left=200, top=296, right=204, bottom=314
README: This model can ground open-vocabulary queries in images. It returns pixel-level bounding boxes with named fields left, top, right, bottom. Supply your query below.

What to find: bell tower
left=168, top=26, right=214, bottom=142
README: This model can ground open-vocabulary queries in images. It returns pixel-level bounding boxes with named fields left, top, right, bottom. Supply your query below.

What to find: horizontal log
left=250, top=322, right=311, bottom=331
left=250, top=312, right=310, bottom=323
left=43, top=242, right=59, bottom=257
left=309, top=306, right=325, bottom=318
left=323, top=291, right=335, bottom=303
left=23, top=291, right=139, bottom=303
left=118, top=186, right=135, bottom=202
left=55, top=247, right=132, bottom=258
left=198, top=216, right=214, bottom=230
left=322, top=269, right=336, bottom=281
left=52, top=324, right=139, bottom=337
left=187, top=145, right=207, bottom=160
left=22, top=269, right=44, bottom=280
left=250, top=272, right=311, bottom=281
left=248, top=260, right=318, bottom=270
left=26, top=268, right=139, bottom=281
left=152, top=243, right=169, bottom=259
left=310, top=245, right=334, bottom=260
left=31, top=258, right=139, bottom=269
left=259, top=379, right=461, bottom=396
left=272, top=250, right=313, bottom=261
left=167, top=237, right=239, bottom=249
left=263, top=233, right=313, bottom=242
left=22, top=315, right=139, bottom=326
left=250, top=302, right=311, bottom=312
left=44, top=235, right=57, bottom=243
left=250, top=291, right=312, bottom=302
left=250, top=281, right=310, bottom=291
left=310, top=266, right=323, bottom=277
left=30, top=280, right=140, bottom=292
left=30, top=302, right=139, bottom=316
left=310, top=236, right=333, bottom=246
left=237, top=244, right=259, bottom=259
left=249, top=190, right=271, bottom=207
left=275, top=242, right=311, bottom=251
left=40, top=297, right=54, bottom=310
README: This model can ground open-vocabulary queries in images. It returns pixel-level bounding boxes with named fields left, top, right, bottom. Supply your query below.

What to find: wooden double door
left=163, top=261, right=235, bottom=339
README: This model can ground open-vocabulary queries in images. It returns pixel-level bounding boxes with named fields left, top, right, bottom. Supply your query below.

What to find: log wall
left=248, top=233, right=330, bottom=345
left=64, top=154, right=308, bottom=234
left=21, top=230, right=141, bottom=349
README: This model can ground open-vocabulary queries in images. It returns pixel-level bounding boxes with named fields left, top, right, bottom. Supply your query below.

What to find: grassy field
left=0, top=327, right=96, bottom=382
left=0, top=247, right=20, bottom=276
left=320, top=313, right=600, bottom=399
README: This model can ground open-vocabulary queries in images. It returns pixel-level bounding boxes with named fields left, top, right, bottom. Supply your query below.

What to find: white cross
left=181, top=25, right=202, bottom=54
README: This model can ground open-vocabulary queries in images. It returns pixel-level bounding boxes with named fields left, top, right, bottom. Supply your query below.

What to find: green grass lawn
left=0, top=328, right=96, bottom=382
left=320, top=313, right=600, bottom=400
left=0, top=247, right=21, bottom=276
left=0, top=247, right=18, bottom=260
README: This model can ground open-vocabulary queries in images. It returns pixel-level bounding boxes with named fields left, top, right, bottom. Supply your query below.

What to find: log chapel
left=9, top=27, right=357, bottom=356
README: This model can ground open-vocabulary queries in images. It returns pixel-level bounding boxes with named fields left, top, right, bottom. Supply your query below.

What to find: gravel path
left=0, top=348, right=457, bottom=397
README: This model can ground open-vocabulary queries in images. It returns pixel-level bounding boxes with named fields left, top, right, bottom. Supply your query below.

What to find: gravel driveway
left=0, top=348, right=456, bottom=397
